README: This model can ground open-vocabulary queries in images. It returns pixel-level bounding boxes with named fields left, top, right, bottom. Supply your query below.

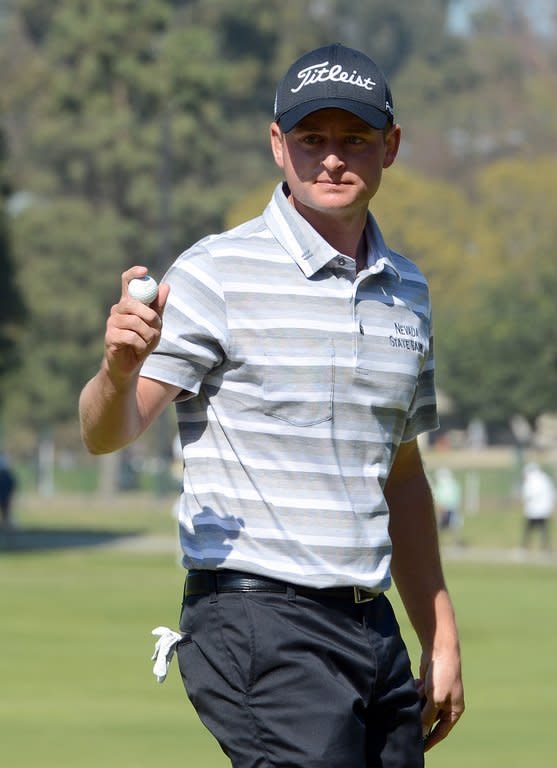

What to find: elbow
left=81, top=434, right=112, bottom=456
left=84, top=442, right=109, bottom=456
left=80, top=425, right=124, bottom=456
left=80, top=424, right=139, bottom=456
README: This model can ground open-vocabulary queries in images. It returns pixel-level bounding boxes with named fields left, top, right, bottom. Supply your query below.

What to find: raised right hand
left=103, top=266, right=170, bottom=387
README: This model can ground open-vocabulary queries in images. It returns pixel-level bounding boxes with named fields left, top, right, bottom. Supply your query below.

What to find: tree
left=2, top=0, right=557, bottom=453
left=326, top=0, right=452, bottom=79
left=0, top=0, right=327, bottom=455
left=441, top=156, right=557, bottom=427
left=399, top=0, right=557, bottom=179
left=7, top=198, right=129, bottom=428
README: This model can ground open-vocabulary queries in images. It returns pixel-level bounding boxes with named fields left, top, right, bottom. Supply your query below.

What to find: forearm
left=386, top=444, right=464, bottom=748
left=79, top=361, right=144, bottom=455
left=79, top=267, right=174, bottom=454
left=389, top=476, right=459, bottom=654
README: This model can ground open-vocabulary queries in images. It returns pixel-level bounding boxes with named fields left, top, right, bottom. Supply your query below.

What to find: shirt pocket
left=355, top=303, right=428, bottom=413
left=263, top=336, right=334, bottom=426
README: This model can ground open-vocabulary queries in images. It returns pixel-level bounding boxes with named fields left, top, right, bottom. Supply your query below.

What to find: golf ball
left=128, top=275, right=158, bottom=305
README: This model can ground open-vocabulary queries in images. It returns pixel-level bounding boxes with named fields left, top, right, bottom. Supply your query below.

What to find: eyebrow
left=294, top=120, right=374, bottom=133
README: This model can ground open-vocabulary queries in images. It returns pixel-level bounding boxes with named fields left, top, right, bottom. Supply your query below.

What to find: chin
left=316, top=190, right=359, bottom=208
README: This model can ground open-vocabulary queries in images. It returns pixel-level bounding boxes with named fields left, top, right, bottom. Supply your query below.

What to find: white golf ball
left=128, top=275, right=158, bottom=305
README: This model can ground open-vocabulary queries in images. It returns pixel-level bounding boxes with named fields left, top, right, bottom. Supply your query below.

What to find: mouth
left=316, top=178, right=350, bottom=187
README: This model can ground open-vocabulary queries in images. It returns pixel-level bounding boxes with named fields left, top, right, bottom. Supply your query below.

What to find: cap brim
left=276, top=99, right=390, bottom=133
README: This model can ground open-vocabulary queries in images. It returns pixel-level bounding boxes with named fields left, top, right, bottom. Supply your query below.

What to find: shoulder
left=161, top=214, right=273, bottom=296
left=389, top=249, right=430, bottom=288
left=386, top=249, right=433, bottom=321
left=173, top=213, right=270, bottom=265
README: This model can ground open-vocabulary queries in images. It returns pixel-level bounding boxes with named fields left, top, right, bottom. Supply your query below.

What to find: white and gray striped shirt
left=141, top=182, right=438, bottom=590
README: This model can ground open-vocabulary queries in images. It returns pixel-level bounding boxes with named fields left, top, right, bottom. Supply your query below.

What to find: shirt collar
left=365, top=210, right=401, bottom=281
left=263, top=182, right=400, bottom=280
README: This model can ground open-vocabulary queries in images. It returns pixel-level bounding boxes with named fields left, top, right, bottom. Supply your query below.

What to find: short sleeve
left=400, top=328, right=439, bottom=442
left=140, top=242, right=227, bottom=395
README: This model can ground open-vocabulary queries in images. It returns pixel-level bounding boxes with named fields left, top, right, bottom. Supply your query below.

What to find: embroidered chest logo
left=390, top=322, right=424, bottom=354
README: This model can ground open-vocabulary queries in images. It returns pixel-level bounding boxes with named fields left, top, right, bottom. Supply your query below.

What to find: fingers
left=418, top=648, right=464, bottom=751
left=423, top=707, right=463, bottom=752
left=121, top=266, right=148, bottom=299
left=420, top=695, right=438, bottom=739
left=103, top=267, right=169, bottom=382
left=420, top=684, right=465, bottom=752
left=120, top=266, right=170, bottom=315
left=151, top=281, right=171, bottom=314
left=106, top=311, right=160, bottom=354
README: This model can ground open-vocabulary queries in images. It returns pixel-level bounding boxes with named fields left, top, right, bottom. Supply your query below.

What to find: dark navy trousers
left=176, top=586, right=424, bottom=767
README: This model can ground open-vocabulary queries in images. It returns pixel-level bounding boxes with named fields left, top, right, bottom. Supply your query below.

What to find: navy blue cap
left=274, top=44, right=394, bottom=132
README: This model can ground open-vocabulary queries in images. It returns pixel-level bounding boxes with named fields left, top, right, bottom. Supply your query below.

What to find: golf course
left=1, top=480, right=555, bottom=768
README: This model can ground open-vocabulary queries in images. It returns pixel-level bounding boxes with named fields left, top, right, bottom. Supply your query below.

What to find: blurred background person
left=521, top=462, right=555, bottom=552
left=433, top=467, right=463, bottom=545
left=0, top=452, right=17, bottom=530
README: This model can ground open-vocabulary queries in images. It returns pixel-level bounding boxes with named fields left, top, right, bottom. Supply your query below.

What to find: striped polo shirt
left=141, top=182, right=438, bottom=590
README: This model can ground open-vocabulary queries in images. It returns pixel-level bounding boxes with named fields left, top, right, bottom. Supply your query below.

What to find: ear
left=270, top=122, right=285, bottom=169
left=383, top=124, right=401, bottom=169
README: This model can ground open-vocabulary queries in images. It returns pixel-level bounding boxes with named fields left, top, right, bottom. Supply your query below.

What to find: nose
left=321, top=152, right=345, bottom=173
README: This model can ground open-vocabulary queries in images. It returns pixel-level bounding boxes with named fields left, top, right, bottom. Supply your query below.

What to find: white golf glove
left=151, top=626, right=184, bottom=683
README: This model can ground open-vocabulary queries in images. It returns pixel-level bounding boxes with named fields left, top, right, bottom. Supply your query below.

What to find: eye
left=301, top=134, right=323, bottom=146
left=345, top=135, right=366, bottom=145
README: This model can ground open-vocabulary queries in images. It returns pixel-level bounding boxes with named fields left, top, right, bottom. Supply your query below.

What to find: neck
left=289, top=197, right=368, bottom=261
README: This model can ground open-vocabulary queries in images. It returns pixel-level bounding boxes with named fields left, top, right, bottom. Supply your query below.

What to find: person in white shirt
left=521, top=462, right=555, bottom=551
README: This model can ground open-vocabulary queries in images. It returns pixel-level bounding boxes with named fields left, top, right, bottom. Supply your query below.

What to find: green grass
left=1, top=493, right=555, bottom=767
left=0, top=552, right=227, bottom=768
left=392, top=563, right=556, bottom=768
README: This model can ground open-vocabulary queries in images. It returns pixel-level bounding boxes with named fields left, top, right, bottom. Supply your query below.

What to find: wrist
left=419, top=590, right=461, bottom=656
left=100, top=357, right=140, bottom=394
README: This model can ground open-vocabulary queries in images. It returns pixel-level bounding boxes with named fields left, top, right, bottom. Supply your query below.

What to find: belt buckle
left=353, top=586, right=377, bottom=604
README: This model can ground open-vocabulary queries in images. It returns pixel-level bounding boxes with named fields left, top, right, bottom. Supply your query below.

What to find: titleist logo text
left=291, top=61, right=377, bottom=93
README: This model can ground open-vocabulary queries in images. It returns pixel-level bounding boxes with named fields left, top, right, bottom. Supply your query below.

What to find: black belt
left=185, top=569, right=382, bottom=604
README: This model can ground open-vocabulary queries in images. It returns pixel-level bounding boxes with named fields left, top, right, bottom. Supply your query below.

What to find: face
left=270, top=108, right=400, bottom=223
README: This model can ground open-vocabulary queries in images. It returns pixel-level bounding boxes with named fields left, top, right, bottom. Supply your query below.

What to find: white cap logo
left=291, top=60, right=377, bottom=94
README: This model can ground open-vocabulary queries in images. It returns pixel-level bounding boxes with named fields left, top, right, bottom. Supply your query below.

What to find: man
left=0, top=452, right=17, bottom=529
left=80, top=44, right=464, bottom=768
left=521, top=462, right=555, bottom=551
left=433, top=466, right=463, bottom=543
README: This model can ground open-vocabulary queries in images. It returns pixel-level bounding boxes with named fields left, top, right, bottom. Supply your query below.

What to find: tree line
left=1, top=0, right=556, bottom=462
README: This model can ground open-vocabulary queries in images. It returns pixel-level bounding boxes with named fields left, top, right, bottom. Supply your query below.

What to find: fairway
left=1, top=494, right=555, bottom=768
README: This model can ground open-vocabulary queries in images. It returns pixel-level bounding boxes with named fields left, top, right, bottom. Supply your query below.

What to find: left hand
left=419, top=646, right=465, bottom=751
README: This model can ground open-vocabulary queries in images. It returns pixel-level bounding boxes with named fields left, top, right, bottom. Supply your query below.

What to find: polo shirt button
left=338, top=258, right=346, bottom=266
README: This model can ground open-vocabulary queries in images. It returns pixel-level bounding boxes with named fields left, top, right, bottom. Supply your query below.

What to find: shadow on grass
left=0, top=526, right=142, bottom=553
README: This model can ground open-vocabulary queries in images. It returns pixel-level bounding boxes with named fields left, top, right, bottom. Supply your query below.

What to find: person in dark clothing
left=0, top=453, right=17, bottom=529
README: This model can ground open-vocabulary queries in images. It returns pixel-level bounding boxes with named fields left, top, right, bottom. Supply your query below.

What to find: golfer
left=80, top=43, right=464, bottom=767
